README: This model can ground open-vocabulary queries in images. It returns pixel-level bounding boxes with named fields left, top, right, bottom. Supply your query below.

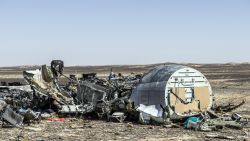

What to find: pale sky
left=0, top=0, right=249, bottom=66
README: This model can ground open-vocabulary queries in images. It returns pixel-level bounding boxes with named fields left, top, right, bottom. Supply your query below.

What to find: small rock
left=115, top=132, right=121, bottom=135
left=83, top=124, right=95, bottom=128
left=69, top=118, right=78, bottom=122
left=148, top=126, right=154, bottom=129
left=243, top=138, right=250, bottom=141
left=26, top=127, right=43, bottom=132
left=163, top=125, right=172, bottom=128
left=127, top=123, right=134, bottom=128
left=36, top=137, right=45, bottom=141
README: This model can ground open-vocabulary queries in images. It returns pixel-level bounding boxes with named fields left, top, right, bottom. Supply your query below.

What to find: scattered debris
left=0, top=60, right=248, bottom=138
left=214, top=99, right=246, bottom=113
left=184, top=117, right=201, bottom=130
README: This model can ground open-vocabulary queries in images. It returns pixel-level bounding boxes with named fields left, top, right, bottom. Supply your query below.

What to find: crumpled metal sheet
left=137, top=104, right=163, bottom=117
left=60, top=104, right=94, bottom=114
left=2, top=106, right=24, bottom=127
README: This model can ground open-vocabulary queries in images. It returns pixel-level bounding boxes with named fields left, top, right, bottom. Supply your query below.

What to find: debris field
left=0, top=61, right=250, bottom=141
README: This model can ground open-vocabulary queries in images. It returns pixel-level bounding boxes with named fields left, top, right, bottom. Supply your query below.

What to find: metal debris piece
left=23, top=62, right=74, bottom=110
left=0, top=100, right=7, bottom=111
left=204, top=118, right=244, bottom=130
left=1, top=105, right=24, bottom=127
left=214, top=100, right=245, bottom=113
left=108, top=112, right=126, bottom=122
left=19, top=108, right=41, bottom=122
left=60, top=104, right=94, bottom=114
left=51, top=60, right=64, bottom=78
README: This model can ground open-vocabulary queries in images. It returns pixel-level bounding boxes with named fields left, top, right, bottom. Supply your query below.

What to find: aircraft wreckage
left=131, top=65, right=214, bottom=123
left=0, top=60, right=247, bottom=131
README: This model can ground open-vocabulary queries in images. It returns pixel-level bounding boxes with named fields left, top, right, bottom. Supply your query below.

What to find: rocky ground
left=0, top=117, right=247, bottom=141
left=0, top=63, right=250, bottom=141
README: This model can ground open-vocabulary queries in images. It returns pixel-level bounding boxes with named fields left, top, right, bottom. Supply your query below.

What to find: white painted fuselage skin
left=165, top=67, right=213, bottom=118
